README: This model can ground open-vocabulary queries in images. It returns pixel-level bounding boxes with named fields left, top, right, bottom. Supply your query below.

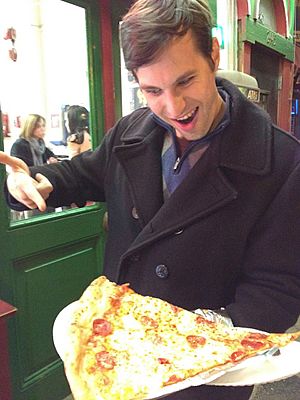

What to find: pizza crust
left=64, top=277, right=113, bottom=400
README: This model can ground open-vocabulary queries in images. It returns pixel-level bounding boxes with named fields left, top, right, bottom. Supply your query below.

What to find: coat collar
left=113, top=78, right=273, bottom=257
left=118, top=77, right=273, bottom=177
left=216, top=77, right=273, bottom=175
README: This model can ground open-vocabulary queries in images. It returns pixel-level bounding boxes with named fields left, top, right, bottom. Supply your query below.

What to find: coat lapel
left=114, top=83, right=273, bottom=256
left=114, top=124, right=165, bottom=227
left=117, top=139, right=238, bottom=256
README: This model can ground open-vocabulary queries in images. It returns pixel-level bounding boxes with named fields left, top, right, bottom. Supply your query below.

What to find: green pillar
left=288, top=0, right=295, bottom=37
left=208, top=0, right=217, bottom=24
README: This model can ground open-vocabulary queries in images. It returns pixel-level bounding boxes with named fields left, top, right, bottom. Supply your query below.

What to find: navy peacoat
left=8, top=78, right=300, bottom=399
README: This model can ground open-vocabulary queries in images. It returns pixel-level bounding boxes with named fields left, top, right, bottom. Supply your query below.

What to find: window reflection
left=0, top=0, right=90, bottom=221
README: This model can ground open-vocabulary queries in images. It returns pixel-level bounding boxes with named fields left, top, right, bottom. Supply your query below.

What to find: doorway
left=0, top=1, right=105, bottom=399
left=250, top=43, right=280, bottom=123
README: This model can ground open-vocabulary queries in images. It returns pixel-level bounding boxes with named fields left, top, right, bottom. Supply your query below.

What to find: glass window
left=0, top=0, right=91, bottom=221
left=120, top=36, right=147, bottom=117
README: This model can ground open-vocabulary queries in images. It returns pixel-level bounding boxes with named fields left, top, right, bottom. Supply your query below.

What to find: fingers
left=22, top=174, right=53, bottom=211
left=0, top=151, right=29, bottom=173
left=21, top=186, right=47, bottom=212
left=6, top=172, right=53, bottom=212
left=1, top=151, right=54, bottom=212
left=34, top=173, right=53, bottom=199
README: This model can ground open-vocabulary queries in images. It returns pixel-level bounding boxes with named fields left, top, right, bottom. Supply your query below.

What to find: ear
left=211, top=37, right=220, bottom=72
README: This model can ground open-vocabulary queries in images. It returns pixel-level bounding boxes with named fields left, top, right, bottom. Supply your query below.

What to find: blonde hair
left=20, top=114, right=46, bottom=140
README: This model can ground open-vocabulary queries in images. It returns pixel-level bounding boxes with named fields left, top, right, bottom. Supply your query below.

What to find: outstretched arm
left=0, top=151, right=53, bottom=211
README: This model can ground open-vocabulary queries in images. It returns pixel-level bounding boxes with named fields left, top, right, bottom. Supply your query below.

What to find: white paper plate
left=208, top=341, right=300, bottom=386
left=53, top=301, right=79, bottom=360
left=53, top=302, right=300, bottom=394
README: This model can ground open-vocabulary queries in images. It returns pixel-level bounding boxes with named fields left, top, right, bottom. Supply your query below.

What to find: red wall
left=99, top=0, right=116, bottom=131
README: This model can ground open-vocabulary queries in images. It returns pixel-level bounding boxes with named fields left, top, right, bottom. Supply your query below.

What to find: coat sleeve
left=27, top=121, right=121, bottom=208
left=4, top=137, right=110, bottom=210
left=226, top=163, right=300, bottom=333
left=44, top=146, right=57, bottom=160
left=4, top=110, right=143, bottom=210
left=29, top=140, right=109, bottom=207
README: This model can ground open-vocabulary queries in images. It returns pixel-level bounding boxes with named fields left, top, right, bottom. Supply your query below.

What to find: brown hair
left=120, top=0, right=214, bottom=74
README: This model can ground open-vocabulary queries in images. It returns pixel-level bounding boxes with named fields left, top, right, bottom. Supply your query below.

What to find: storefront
left=237, top=0, right=295, bottom=132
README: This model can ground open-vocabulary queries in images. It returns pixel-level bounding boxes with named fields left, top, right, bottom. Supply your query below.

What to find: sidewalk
left=63, top=375, right=300, bottom=400
left=251, top=374, right=300, bottom=400
left=251, top=317, right=300, bottom=400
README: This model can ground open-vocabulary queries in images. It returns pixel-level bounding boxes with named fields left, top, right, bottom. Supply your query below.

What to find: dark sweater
left=10, top=138, right=56, bottom=167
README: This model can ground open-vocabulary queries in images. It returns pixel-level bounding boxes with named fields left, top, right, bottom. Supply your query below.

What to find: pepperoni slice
left=140, top=315, right=158, bottom=329
left=158, top=358, right=170, bottom=364
left=240, top=332, right=268, bottom=350
left=195, top=315, right=214, bottom=325
left=93, top=318, right=113, bottom=336
left=110, top=297, right=121, bottom=309
left=241, top=339, right=265, bottom=350
left=165, top=374, right=182, bottom=385
left=230, top=350, right=245, bottom=362
left=95, top=351, right=116, bottom=370
left=247, top=332, right=268, bottom=340
left=170, top=305, right=181, bottom=314
left=186, top=335, right=206, bottom=348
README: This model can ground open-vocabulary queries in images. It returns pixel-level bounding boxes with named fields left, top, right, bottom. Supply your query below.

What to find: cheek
left=34, top=129, right=44, bottom=138
left=145, top=96, right=162, bottom=114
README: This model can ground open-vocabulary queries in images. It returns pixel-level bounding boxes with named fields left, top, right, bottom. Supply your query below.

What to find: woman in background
left=66, top=105, right=91, bottom=158
left=10, top=114, right=57, bottom=166
left=10, top=113, right=57, bottom=218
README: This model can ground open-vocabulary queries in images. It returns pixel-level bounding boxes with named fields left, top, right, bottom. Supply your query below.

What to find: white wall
left=0, top=0, right=89, bottom=143
left=216, top=0, right=237, bottom=71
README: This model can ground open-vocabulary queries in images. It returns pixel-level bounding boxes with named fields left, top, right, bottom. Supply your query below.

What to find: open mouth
left=175, top=107, right=198, bottom=125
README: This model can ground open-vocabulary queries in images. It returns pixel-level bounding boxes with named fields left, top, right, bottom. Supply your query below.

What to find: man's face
left=136, top=31, right=222, bottom=140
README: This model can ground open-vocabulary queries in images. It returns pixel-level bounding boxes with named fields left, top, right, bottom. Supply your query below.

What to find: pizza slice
left=63, top=276, right=300, bottom=400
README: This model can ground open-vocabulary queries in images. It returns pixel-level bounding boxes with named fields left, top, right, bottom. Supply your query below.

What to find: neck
left=209, top=95, right=225, bottom=133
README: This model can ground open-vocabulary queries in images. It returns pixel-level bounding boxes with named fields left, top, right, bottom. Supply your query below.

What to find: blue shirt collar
left=151, top=86, right=231, bottom=146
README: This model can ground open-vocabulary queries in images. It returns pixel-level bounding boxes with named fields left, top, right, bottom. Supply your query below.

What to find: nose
left=164, top=90, right=185, bottom=119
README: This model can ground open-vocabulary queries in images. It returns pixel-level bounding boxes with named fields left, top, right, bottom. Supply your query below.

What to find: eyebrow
left=139, top=69, right=197, bottom=91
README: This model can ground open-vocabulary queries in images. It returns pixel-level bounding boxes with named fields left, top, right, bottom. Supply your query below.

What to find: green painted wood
left=208, top=0, right=217, bottom=25
left=8, top=207, right=105, bottom=258
left=243, top=0, right=295, bottom=57
left=13, top=242, right=100, bottom=393
left=243, top=17, right=294, bottom=61
left=288, top=0, right=295, bottom=37
left=0, top=1, right=106, bottom=400
left=111, top=0, right=131, bottom=120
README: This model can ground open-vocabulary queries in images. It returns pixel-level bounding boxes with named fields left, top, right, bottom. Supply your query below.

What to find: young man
left=2, top=1, right=300, bottom=399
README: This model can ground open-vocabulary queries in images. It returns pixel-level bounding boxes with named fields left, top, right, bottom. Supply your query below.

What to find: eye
left=143, top=87, right=162, bottom=96
left=178, top=76, right=194, bottom=86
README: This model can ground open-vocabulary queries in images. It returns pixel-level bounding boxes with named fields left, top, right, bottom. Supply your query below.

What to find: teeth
left=177, top=109, right=196, bottom=121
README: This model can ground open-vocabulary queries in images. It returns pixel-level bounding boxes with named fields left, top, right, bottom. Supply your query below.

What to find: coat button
left=155, top=264, right=169, bottom=279
left=131, top=207, right=139, bottom=219
left=174, top=228, right=184, bottom=235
